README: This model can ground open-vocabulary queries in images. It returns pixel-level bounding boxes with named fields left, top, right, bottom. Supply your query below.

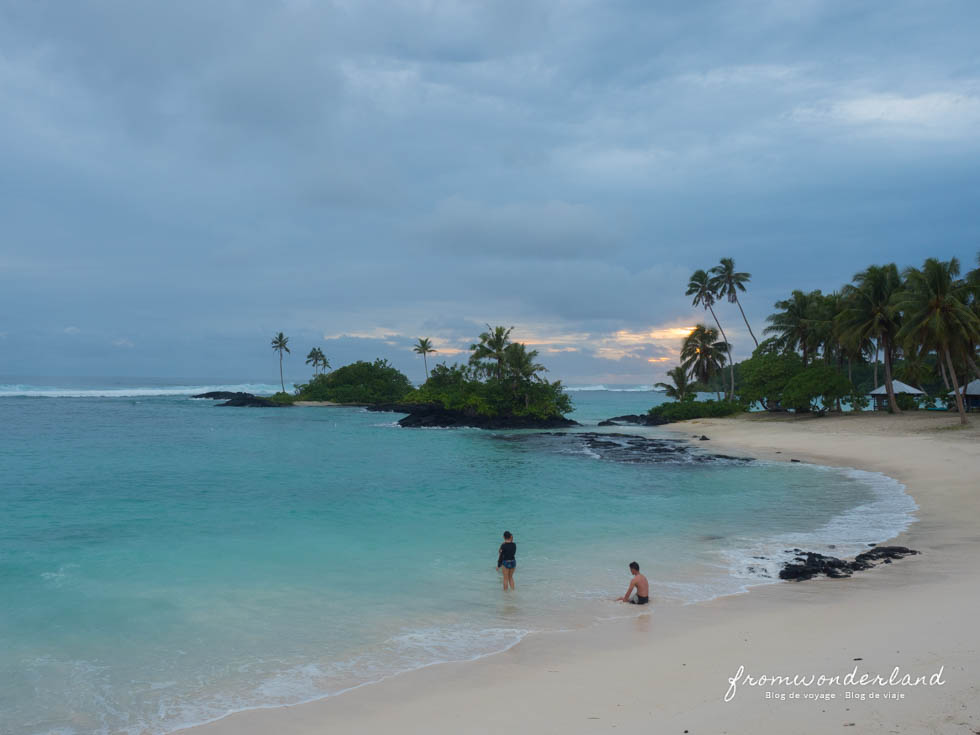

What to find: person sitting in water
left=496, top=531, right=517, bottom=591
left=618, top=561, right=649, bottom=604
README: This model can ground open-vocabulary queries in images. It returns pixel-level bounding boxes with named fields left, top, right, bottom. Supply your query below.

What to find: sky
left=1, top=0, right=978, bottom=385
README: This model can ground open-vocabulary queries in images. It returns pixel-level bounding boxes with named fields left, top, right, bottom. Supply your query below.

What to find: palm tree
left=503, top=342, right=547, bottom=407
left=271, top=332, right=290, bottom=393
left=469, top=325, right=513, bottom=381
left=306, top=348, right=321, bottom=376
left=839, top=265, right=904, bottom=414
left=680, top=324, right=728, bottom=400
left=413, top=338, right=438, bottom=381
left=654, top=365, right=695, bottom=402
left=709, top=257, right=758, bottom=347
left=686, top=270, right=734, bottom=398
left=317, top=348, right=331, bottom=374
left=895, top=258, right=980, bottom=425
left=765, top=290, right=821, bottom=367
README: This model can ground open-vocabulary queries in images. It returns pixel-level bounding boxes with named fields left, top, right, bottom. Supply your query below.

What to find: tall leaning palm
left=895, top=258, right=980, bottom=425
left=654, top=365, right=695, bottom=402
left=413, top=337, right=438, bottom=380
left=709, top=257, right=758, bottom=348
left=680, top=324, right=728, bottom=400
left=687, top=270, right=734, bottom=398
left=271, top=332, right=290, bottom=393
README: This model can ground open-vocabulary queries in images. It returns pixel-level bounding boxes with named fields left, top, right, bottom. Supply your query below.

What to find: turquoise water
left=0, top=382, right=916, bottom=734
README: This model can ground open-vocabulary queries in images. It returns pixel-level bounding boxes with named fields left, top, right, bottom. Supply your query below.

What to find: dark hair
left=503, top=531, right=513, bottom=540
left=629, top=561, right=640, bottom=572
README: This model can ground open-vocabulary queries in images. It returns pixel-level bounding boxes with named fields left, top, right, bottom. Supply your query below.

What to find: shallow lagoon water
left=0, top=382, right=916, bottom=734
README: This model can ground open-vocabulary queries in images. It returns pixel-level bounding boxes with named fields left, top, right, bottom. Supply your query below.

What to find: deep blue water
left=0, top=381, right=916, bottom=734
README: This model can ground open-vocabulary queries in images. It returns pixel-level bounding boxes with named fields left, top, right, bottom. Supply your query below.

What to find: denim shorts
left=501, top=560, right=516, bottom=569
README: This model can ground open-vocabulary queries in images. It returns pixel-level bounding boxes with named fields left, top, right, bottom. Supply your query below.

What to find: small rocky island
left=204, top=328, right=581, bottom=430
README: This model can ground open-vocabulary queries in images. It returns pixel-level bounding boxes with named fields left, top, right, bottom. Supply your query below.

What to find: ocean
left=0, top=380, right=917, bottom=734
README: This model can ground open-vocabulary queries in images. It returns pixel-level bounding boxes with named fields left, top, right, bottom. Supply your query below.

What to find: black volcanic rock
left=192, top=391, right=244, bottom=399
left=779, top=546, right=918, bottom=581
left=599, top=413, right=671, bottom=426
left=208, top=392, right=287, bottom=407
left=519, top=432, right=753, bottom=465
left=370, top=403, right=579, bottom=429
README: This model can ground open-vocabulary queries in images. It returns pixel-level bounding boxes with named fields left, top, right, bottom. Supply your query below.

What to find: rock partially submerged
left=597, top=413, right=670, bottom=427
left=779, top=546, right=919, bottom=581
left=368, top=403, right=579, bottom=429
left=193, top=391, right=287, bottom=407
left=513, top=432, right=752, bottom=465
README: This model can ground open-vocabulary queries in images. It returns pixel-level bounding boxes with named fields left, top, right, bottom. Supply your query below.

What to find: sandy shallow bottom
left=182, top=412, right=980, bottom=735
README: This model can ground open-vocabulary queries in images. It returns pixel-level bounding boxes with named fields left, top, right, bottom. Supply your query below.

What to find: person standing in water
left=618, top=561, right=649, bottom=604
left=496, top=531, right=517, bottom=590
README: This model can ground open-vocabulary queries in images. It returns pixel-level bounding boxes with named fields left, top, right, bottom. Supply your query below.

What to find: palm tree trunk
left=279, top=352, right=285, bottom=393
left=945, top=346, right=968, bottom=425
left=423, top=354, right=429, bottom=380
left=882, top=333, right=901, bottom=414
left=847, top=357, right=852, bottom=383
left=938, top=354, right=950, bottom=391
left=873, top=343, right=879, bottom=389
left=708, top=304, right=734, bottom=400
left=735, top=296, right=759, bottom=348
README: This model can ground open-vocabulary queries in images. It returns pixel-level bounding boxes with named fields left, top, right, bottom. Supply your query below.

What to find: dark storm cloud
left=1, top=1, right=978, bottom=382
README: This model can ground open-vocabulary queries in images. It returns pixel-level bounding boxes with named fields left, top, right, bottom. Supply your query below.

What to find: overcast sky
left=2, top=1, right=978, bottom=385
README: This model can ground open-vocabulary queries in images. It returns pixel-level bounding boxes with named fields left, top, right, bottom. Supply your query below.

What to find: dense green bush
left=403, top=362, right=572, bottom=418
left=895, top=393, right=919, bottom=411
left=737, top=348, right=804, bottom=409
left=294, top=359, right=413, bottom=404
left=647, top=399, right=741, bottom=421
left=781, top=364, right=857, bottom=412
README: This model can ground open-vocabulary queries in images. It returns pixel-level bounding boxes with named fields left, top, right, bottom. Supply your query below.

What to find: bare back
left=634, top=573, right=649, bottom=598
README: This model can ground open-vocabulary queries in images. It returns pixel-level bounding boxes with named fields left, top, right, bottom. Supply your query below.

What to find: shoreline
left=182, top=412, right=980, bottom=735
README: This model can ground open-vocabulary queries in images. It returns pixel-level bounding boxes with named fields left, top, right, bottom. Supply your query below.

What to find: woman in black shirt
left=496, top=530, right=517, bottom=590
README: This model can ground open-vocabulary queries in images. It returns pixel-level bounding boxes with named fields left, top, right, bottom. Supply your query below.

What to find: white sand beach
left=183, top=413, right=980, bottom=735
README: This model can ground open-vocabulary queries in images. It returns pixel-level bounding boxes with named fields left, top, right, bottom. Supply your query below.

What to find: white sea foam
left=0, top=383, right=282, bottom=398
left=148, top=626, right=531, bottom=735
left=720, top=465, right=918, bottom=588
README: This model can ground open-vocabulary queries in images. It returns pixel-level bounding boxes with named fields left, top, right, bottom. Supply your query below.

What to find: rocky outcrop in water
left=597, top=413, right=670, bottom=427
left=506, top=432, right=752, bottom=465
left=193, top=391, right=287, bottom=407
left=373, top=403, right=579, bottom=429
left=778, top=546, right=919, bottom=581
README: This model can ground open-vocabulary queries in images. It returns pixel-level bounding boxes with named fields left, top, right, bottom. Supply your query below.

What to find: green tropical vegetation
left=655, top=253, right=980, bottom=422
left=404, top=327, right=571, bottom=418
left=262, top=252, right=979, bottom=425
left=295, top=359, right=413, bottom=404
left=648, top=399, right=741, bottom=422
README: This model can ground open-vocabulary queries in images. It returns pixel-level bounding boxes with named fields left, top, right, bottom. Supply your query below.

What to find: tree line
left=659, top=254, right=980, bottom=424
